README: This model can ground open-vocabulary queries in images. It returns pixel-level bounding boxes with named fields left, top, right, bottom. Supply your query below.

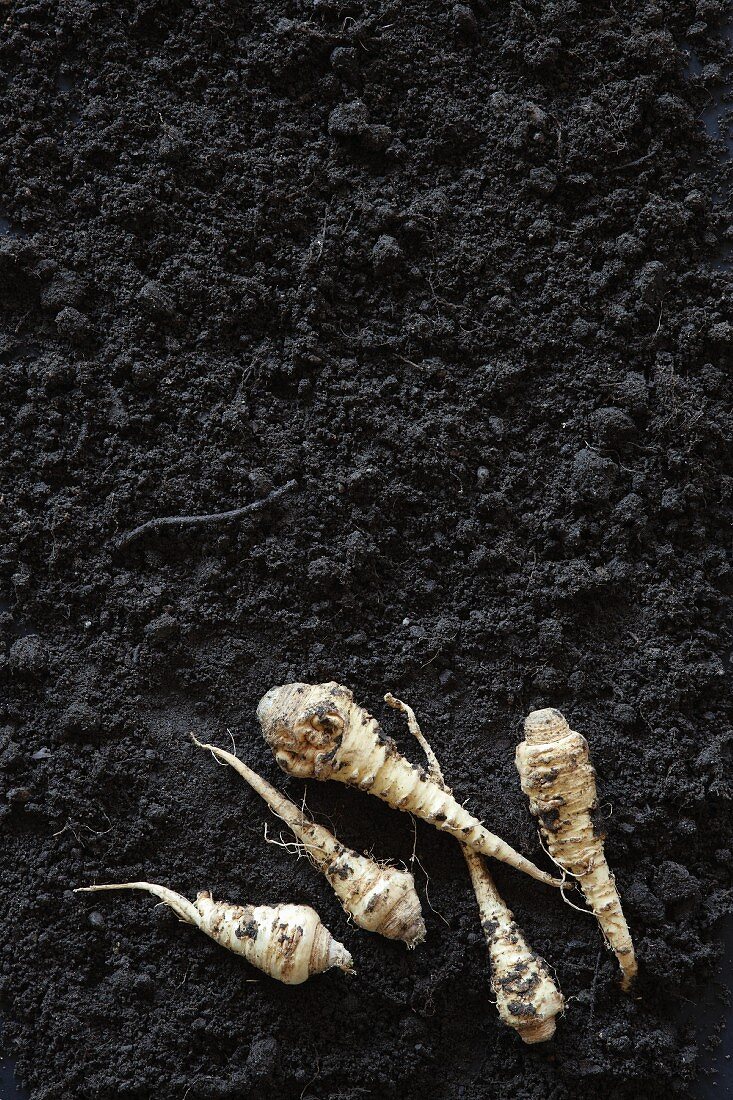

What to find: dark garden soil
left=1, top=0, right=733, bottom=1097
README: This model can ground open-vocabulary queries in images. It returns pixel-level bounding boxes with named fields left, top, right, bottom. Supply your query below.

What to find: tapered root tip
left=406, top=923, right=427, bottom=950
left=74, top=882, right=144, bottom=894
left=309, top=921, right=355, bottom=977
left=327, top=940, right=354, bottom=974
left=620, top=964, right=638, bottom=992
left=524, top=708, right=570, bottom=744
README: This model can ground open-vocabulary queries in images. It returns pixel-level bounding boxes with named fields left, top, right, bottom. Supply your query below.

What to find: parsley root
left=75, top=882, right=353, bottom=983
left=386, top=694, right=564, bottom=1043
left=516, top=708, right=638, bottom=990
left=257, top=682, right=562, bottom=889
left=463, top=848, right=565, bottom=1041
left=191, top=734, right=426, bottom=947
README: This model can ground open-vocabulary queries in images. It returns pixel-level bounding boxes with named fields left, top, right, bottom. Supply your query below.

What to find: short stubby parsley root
left=516, top=708, right=638, bottom=990
left=191, top=735, right=426, bottom=947
left=257, top=682, right=562, bottom=889
left=75, top=882, right=353, bottom=984
left=386, top=694, right=564, bottom=1044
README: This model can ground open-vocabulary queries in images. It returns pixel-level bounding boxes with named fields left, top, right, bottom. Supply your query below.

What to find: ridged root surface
left=516, top=708, right=637, bottom=990
left=381, top=692, right=564, bottom=1044
left=75, top=882, right=353, bottom=984
left=464, top=850, right=564, bottom=1043
left=323, top=848, right=426, bottom=946
left=257, top=682, right=561, bottom=889
left=192, top=737, right=426, bottom=947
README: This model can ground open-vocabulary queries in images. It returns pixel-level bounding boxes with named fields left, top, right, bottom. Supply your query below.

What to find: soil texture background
left=1, top=0, right=733, bottom=1097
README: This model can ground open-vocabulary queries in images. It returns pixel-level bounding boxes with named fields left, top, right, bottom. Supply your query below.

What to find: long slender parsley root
left=386, top=694, right=564, bottom=1043
left=191, top=735, right=426, bottom=947
left=257, top=682, right=562, bottom=889
left=516, top=708, right=638, bottom=990
left=75, top=883, right=353, bottom=984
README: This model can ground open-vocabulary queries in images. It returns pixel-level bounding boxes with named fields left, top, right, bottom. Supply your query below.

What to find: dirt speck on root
left=1, top=0, right=732, bottom=1098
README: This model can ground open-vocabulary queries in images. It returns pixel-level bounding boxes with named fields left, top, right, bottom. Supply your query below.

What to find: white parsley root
left=75, top=882, right=353, bottom=984
left=463, top=848, right=564, bottom=1042
left=516, top=708, right=637, bottom=990
left=386, top=694, right=564, bottom=1044
left=190, top=734, right=426, bottom=947
left=257, top=682, right=562, bottom=889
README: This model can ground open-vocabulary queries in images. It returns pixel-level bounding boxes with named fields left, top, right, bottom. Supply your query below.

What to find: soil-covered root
left=191, top=734, right=426, bottom=947
left=463, top=848, right=564, bottom=1043
left=75, top=882, right=353, bottom=984
left=385, top=694, right=564, bottom=1043
left=516, top=708, right=637, bottom=990
left=257, top=682, right=562, bottom=889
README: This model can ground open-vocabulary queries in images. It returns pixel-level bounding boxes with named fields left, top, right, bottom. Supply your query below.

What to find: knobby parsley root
left=386, top=694, right=564, bottom=1044
left=257, top=682, right=562, bottom=889
left=516, top=708, right=638, bottom=990
left=190, top=735, right=426, bottom=947
left=75, top=882, right=353, bottom=984
left=463, top=849, right=564, bottom=1042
